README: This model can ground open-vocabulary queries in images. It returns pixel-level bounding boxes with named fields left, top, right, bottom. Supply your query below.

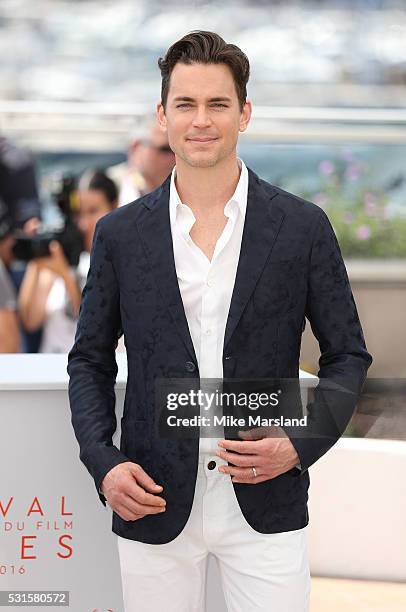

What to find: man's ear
left=239, top=100, right=252, bottom=133
left=156, top=102, right=167, bottom=132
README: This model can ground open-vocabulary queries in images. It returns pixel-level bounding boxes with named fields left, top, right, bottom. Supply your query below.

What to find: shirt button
left=206, top=277, right=213, bottom=287
left=205, top=329, right=212, bottom=336
left=185, top=361, right=196, bottom=372
left=207, top=460, right=216, bottom=470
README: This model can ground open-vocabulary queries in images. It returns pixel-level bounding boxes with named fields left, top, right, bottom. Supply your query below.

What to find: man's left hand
left=216, top=425, right=300, bottom=483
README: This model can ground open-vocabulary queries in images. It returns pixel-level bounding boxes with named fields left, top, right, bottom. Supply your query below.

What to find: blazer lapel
left=135, top=166, right=285, bottom=364
left=135, top=175, right=198, bottom=365
left=223, top=167, right=285, bottom=351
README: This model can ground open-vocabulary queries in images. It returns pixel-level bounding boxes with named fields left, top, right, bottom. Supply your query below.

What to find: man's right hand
left=100, top=462, right=166, bottom=521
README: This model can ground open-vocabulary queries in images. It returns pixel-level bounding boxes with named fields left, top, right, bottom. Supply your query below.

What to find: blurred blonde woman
left=18, top=170, right=122, bottom=353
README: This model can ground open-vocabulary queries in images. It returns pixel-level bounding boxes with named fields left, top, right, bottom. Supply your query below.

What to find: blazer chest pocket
left=253, top=259, right=307, bottom=318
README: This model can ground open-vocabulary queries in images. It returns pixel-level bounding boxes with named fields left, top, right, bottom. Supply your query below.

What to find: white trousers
left=117, top=452, right=311, bottom=612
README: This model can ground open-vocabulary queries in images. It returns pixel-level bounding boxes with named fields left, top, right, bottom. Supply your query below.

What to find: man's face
left=157, top=62, right=251, bottom=169
left=129, top=124, right=175, bottom=187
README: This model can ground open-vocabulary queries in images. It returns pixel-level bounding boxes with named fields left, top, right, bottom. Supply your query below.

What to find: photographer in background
left=107, top=117, right=175, bottom=206
left=0, top=203, right=20, bottom=352
left=0, top=135, right=42, bottom=352
left=0, top=136, right=41, bottom=236
left=18, top=169, right=119, bottom=353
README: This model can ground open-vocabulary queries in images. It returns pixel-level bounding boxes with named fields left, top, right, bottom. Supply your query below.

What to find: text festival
left=0, top=496, right=73, bottom=559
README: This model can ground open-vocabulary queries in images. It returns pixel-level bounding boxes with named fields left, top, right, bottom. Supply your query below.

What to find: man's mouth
left=187, top=137, right=218, bottom=143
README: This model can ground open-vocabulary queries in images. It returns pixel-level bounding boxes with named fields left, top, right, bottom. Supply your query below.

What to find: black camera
left=12, top=174, right=84, bottom=267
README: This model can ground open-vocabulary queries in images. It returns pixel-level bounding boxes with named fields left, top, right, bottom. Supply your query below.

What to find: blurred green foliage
left=301, top=155, right=406, bottom=258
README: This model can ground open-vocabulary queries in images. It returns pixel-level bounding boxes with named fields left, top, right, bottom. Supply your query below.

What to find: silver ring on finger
left=252, top=466, right=257, bottom=478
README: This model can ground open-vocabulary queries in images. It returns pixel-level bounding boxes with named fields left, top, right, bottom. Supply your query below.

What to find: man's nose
left=192, top=106, right=212, bottom=127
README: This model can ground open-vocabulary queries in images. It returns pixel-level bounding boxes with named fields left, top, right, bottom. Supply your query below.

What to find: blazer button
left=185, top=361, right=196, bottom=373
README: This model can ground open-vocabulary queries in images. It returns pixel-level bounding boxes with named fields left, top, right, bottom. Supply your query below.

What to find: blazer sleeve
left=288, top=209, right=373, bottom=473
left=67, top=217, right=128, bottom=506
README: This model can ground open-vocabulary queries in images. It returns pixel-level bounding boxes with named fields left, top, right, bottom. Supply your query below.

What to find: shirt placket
left=199, top=206, right=238, bottom=453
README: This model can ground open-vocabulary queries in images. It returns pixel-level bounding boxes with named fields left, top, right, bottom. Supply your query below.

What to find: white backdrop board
left=0, top=354, right=319, bottom=611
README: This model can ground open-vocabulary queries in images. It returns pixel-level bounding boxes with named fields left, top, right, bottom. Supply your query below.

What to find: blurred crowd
left=0, top=117, right=175, bottom=353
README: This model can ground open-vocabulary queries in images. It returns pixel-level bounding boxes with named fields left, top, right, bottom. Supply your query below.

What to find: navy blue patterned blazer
left=67, top=167, right=373, bottom=543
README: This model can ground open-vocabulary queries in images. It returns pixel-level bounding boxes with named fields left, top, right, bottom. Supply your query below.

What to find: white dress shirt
left=169, top=158, right=248, bottom=457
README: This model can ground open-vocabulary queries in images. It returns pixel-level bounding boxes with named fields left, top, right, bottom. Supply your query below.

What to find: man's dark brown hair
left=158, top=30, right=250, bottom=113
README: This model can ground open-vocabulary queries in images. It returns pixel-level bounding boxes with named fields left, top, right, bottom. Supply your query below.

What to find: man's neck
left=174, top=154, right=241, bottom=213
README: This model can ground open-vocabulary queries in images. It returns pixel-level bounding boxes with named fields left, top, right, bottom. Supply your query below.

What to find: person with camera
left=18, top=170, right=118, bottom=353
left=0, top=135, right=42, bottom=236
left=0, top=135, right=43, bottom=352
left=0, top=203, right=20, bottom=352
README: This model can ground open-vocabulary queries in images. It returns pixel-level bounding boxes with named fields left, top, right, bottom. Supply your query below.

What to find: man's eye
left=177, top=103, right=191, bottom=108
left=212, top=103, right=227, bottom=107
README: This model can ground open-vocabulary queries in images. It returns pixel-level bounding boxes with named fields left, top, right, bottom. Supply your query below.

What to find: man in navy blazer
left=68, top=30, right=372, bottom=611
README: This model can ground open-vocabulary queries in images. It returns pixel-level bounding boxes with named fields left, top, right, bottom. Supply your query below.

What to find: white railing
left=1, top=101, right=406, bottom=150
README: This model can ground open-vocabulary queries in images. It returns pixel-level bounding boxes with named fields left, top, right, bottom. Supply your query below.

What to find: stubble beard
left=178, top=140, right=236, bottom=169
